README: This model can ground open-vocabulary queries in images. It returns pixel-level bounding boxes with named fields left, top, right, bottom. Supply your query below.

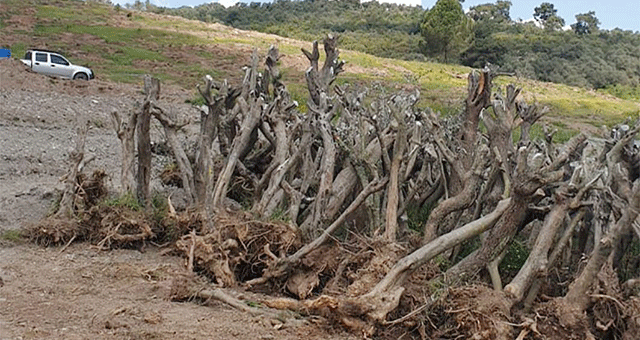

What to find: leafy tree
left=533, top=2, right=556, bottom=22
left=571, top=11, right=600, bottom=35
left=467, top=0, right=511, bottom=23
left=462, top=1, right=512, bottom=67
left=420, top=0, right=473, bottom=63
left=534, top=2, right=564, bottom=30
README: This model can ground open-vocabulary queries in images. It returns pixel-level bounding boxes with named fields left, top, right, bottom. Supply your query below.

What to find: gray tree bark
left=136, top=75, right=159, bottom=206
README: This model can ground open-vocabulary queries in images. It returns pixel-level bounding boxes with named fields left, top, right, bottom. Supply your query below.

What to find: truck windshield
left=24, top=51, right=32, bottom=60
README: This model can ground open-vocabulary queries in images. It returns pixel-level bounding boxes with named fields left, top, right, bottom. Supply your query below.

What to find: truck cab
left=21, top=50, right=94, bottom=80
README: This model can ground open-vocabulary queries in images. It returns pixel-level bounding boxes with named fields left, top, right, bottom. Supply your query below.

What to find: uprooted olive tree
left=32, top=36, right=640, bottom=339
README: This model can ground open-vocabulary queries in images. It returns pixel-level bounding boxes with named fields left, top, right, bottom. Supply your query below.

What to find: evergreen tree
left=420, top=0, right=472, bottom=63
left=534, top=2, right=564, bottom=30
left=572, top=11, right=600, bottom=35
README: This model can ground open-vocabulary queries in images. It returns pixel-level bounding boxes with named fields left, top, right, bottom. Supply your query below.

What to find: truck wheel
left=74, top=73, right=89, bottom=80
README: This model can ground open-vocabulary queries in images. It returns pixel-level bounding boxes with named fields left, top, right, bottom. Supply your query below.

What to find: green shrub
left=406, top=202, right=435, bottom=234
left=151, top=192, right=168, bottom=223
left=499, top=240, right=529, bottom=278
left=103, top=192, right=143, bottom=211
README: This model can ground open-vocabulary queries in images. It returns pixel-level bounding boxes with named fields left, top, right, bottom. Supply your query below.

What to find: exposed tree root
left=25, top=218, right=79, bottom=247
left=170, top=273, right=309, bottom=328
left=84, top=205, right=154, bottom=249
left=26, top=169, right=109, bottom=246
left=173, top=213, right=301, bottom=287
left=443, top=285, right=513, bottom=340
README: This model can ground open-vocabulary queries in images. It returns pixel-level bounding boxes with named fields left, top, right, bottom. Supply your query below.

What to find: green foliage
left=287, top=83, right=309, bottom=113
left=185, top=94, right=207, bottom=106
left=406, top=202, right=435, bottom=234
left=533, top=2, right=564, bottom=30
left=617, top=237, right=640, bottom=283
left=245, top=300, right=262, bottom=308
left=420, top=0, right=473, bottom=63
left=460, top=4, right=640, bottom=93
left=103, top=192, right=143, bottom=211
left=572, top=11, right=600, bottom=35
left=151, top=193, right=168, bottom=224
left=462, top=1, right=512, bottom=71
left=454, top=236, right=482, bottom=263
left=426, top=276, right=448, bottom=298
left=549, top=125, right=578, bottom=143
left=469, top=1, right=512, bottom=22
left=433, top=254, right=451, bottom=272
left=499, top=240, right=529, bottom=277
left=269, top=207, right=290, bottom=223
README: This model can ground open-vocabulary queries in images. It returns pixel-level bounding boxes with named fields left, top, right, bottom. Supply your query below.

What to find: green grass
left=0, top=229, right=23, bottom=243
left=602, top=84, right=640, bottom=101
left=103, top=192, right=143, bottom=211
left=515, top=123, right=579, bottom=144
left=184, top=92, right=207, bottom=106
left=34, top=22, right=204, bottom=48
left=37, top=5, right=80, bottom=21
left=269, top=205, right=291, bottom=223
left=9, top=42, right=27, bottom=60
left=109, top=45, right=166, bottom=65
left=287, top=83, right=309, bottom=113
left=514, top=81, right=640, bottom=128
left=37, top=2, right=111, bottom=24
left=31, top=20, right=207, bottom=83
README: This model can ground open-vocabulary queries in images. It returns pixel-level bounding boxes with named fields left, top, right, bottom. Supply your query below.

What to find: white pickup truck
left=20, top=49, right=94, bottom=80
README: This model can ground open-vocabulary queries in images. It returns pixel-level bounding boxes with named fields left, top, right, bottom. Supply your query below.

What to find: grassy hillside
left=1, top=0, right=639, bottom=139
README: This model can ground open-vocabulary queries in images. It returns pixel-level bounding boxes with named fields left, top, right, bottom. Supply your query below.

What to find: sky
left=111, top=0, right=640, bottom=32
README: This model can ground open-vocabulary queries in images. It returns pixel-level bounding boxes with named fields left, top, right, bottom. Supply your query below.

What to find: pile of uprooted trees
left=40, top=36, right=640, bottom=339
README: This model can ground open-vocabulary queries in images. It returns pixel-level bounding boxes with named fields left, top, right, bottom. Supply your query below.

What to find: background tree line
left=150, top=0, right=425, bottom=61
left=145, top=0, right=640, bottom=99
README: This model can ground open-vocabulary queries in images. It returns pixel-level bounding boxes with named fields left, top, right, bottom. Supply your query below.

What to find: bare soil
left=0, top=59, right=356, bottom=340
left=0, top=243, right=347, bottom=340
